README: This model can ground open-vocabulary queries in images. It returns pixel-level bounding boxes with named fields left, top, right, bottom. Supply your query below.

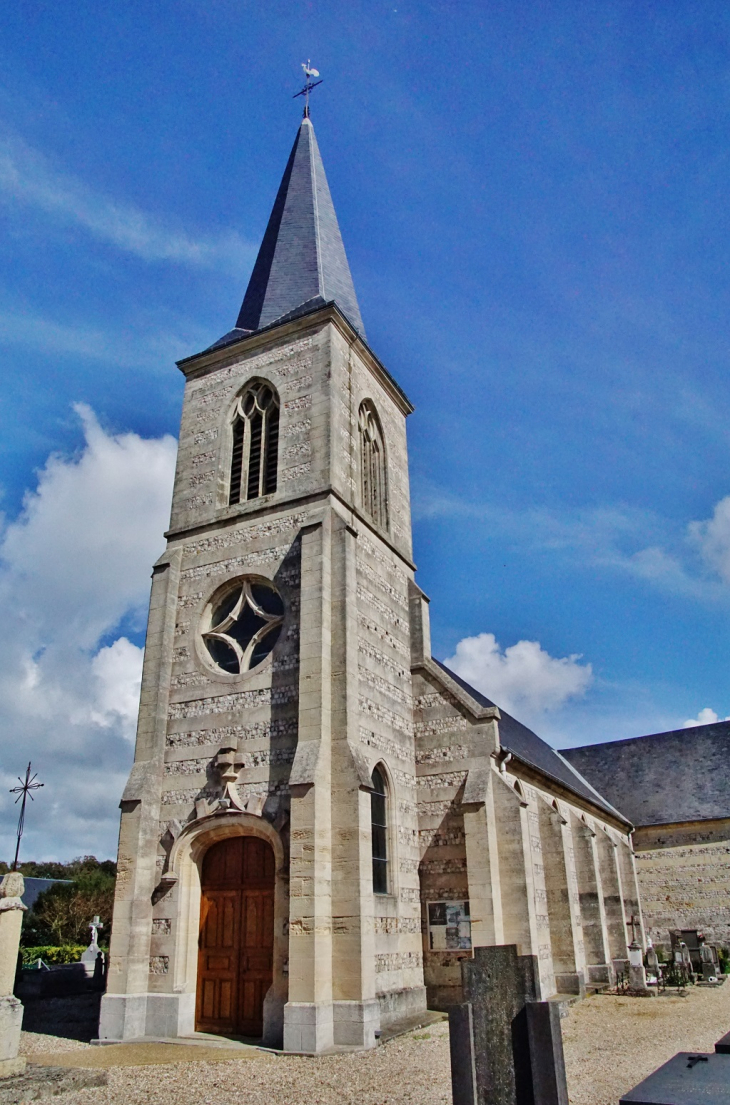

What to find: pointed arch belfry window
left=229, top=381, right=280, bottom=505
left=358, top=401, right=388, bottom=530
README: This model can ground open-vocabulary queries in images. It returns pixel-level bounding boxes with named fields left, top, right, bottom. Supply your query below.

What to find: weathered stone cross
left=88, top=915, right=103, bottom=946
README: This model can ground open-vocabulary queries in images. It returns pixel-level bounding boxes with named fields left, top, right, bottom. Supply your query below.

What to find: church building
left=100, top=113, right=643, bottom=1053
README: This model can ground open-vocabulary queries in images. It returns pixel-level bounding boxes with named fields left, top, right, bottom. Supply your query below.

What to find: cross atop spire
left=227, top=117, right=366, bottom=342
left=293, top=61, right=323, bottom=120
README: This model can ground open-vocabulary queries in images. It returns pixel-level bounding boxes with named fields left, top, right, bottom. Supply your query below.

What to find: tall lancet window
left=358, top=401, right=388, bottom=530
left=371, top=766, right=389, bottom=895
left=229, top=381, right=280, bottom=505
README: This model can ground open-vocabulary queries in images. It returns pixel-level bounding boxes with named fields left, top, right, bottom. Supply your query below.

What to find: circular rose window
left=200, top=578, right=284, bottom=675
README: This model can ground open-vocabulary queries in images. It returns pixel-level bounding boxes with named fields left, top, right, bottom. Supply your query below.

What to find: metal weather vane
left=293, top=61, right=323, bottom=118
left=9, top=762, right=43, bottom=871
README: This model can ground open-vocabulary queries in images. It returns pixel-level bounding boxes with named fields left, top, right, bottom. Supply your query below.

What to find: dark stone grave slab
left=620, top=1051, right=730, bottom=1105
left=449, top=1003, right=477, bottom=1105
left=526, top=1001, right=569, bottom=1105
left=714, top=1031, right=730, bottom=1054
left=20, top=995, right=102, bottom=1043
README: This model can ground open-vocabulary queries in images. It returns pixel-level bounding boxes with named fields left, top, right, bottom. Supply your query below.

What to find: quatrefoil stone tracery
left=201, top=579, right=284, bottom=675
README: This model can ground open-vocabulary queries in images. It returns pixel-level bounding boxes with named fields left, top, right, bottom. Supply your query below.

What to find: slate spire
left=235, top=118, right=366, bottom=338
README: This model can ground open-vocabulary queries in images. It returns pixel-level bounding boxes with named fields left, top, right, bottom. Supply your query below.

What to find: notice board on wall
left=427, top=900, right=471, bottom=950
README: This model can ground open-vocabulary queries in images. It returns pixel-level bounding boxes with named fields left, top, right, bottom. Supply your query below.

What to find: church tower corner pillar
left=329, top=513, right=380, bottom=1048
left=285, top=516, right=335, bottom=1053
left=408, top=581, right=431, bottom=667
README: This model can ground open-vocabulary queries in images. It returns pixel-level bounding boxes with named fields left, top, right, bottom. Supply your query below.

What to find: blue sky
left=1, top=1, right=729, bottom=858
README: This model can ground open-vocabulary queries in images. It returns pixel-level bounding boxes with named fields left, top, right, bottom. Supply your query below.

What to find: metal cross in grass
left=9, top=762, right=43, bottom=871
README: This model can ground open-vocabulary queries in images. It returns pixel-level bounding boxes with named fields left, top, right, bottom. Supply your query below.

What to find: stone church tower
left=100, top=116, right=643, bottom=1052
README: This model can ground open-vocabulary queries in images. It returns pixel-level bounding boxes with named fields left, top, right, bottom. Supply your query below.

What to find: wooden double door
left=196, top=836, right=275, bottom=1038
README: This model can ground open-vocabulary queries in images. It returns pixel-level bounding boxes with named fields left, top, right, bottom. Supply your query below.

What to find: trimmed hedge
left=20, top=945, right=88, bottom=965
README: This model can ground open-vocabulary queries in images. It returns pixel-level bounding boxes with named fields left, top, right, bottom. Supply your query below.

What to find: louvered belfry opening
left=264, top=404, right=279, bottom=494
left=246, top=409, right=263, bottom=500
left=229, top=382, right=280, bottom=505
left=229, top=419, right=245, bottom=504
left=358, top=400, right=388, bottom=530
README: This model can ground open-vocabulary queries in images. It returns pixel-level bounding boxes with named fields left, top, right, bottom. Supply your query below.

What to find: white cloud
left=91, top=638, right=144, bottom=741
left=0, top=130, right=253, bottom=271
left=2, top=404, right=176, bottom=647
left=0, top=407, right=176, bottom=861
left=444, top=632, right=592, bottom=718
left=689, top=496, right=730, bottom=585
left=683, top=707, right=730, bottom=728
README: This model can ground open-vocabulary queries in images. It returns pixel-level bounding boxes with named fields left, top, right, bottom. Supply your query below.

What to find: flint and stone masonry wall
left=633, top=819, right=730, bottom=947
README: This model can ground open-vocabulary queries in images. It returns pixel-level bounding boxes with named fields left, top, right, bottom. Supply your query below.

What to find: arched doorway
left=196, top=835, right=275, bottom=1037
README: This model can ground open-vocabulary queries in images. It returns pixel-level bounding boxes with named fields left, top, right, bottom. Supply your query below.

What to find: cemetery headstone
left=449, top=944, right=569, bottom=1105
left=645, top=942, right=660, bottom=984
left=0, top=873, right=27, bottom=1077
left=699, top=944, right=718, bottom=982
left=628, top=942, right=653, bottom=995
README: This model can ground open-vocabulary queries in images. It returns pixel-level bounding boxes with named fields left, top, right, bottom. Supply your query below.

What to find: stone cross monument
left=81, top=915, right=104, bottom=978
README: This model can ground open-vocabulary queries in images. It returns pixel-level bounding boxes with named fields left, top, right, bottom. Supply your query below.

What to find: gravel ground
left=20, top=1033, right=89, bottom=1056
left=16, top=980, right=730, bottom=1105
left=563, top=982, right=730, bottom=1105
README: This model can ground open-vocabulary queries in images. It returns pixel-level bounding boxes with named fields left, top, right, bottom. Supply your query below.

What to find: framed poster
left=428, top=900, right=471, bottom=950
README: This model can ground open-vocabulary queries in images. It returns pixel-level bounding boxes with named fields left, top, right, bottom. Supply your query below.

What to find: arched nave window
left=358, top=400, right=388, bottom=530
left=229, top=381, right=280, bottom=505
left=371, top=765, right=389, bottom=894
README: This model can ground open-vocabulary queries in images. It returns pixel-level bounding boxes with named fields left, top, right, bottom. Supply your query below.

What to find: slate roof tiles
left=235, top=118, right=365, bottom=339
left=561, top=722, right=730, bottom=827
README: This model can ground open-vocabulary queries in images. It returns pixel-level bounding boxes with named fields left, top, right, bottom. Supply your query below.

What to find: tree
left=19, top=857, right=116, bottom=947
left=0, top=855, right=116, bottom=880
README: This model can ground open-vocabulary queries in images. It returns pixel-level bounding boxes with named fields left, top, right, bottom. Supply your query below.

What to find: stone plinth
left=0, top=873, right=26, bottom=1078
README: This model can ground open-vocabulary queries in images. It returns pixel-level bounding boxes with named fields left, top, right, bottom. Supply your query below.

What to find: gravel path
left=16, top=981, right=730, bottom=1104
